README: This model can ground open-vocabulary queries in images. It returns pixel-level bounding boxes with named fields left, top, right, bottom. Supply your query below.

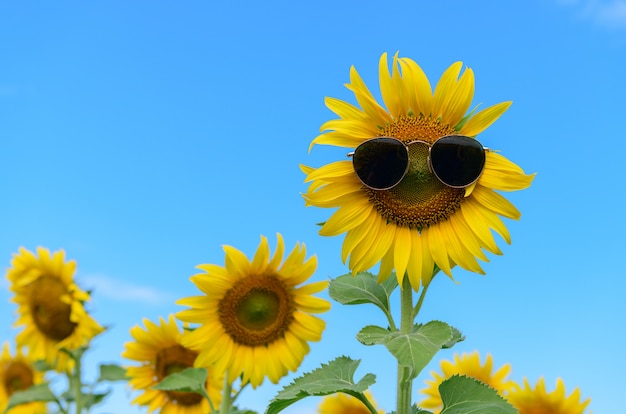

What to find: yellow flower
left=419, top=351, right=515, bottom=413
left=122, top=315, right=223, bottom=414
left=302, top=52, right=535, bottom=290
left=177, top=233, right=330, bottom=388
left=507, top=377, right=591, bottom=414
left=0, top=343, right=47, bottom=414
left=318, top=390, right=384, bottom=414
left=6, top=247, right=104, bottom=372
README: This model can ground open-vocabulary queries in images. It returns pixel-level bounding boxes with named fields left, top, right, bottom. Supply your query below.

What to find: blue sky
left=1, top=1, right=625, bottom=413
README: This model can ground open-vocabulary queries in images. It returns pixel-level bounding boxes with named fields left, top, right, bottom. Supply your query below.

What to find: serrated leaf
left=356, top=325, right=392, bottom=346
left=98, top=364, right=128, bottom=382
left=153, top=368, right=210, bottom=401
left=266, top=356, right=375, bottom=414
left=329, top=273, right=390, bottom=314
left=6, top=383, right=57, bottom=410
left=380, top=271, right=399, bottom=296
left=385, top=321, right=452, bottom=378
left=439, top=375, right=517, bottom=414
left=441, top=326, right=465, bottom=349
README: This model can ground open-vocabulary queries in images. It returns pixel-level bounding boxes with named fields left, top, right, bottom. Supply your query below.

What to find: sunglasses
left=349, top=135, right=487, bottom=190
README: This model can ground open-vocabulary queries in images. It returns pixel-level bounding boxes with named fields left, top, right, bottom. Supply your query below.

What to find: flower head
left=318, top=390, right=384, bottom=414
left=0, top=343, right=47, bottom=414
left=507, top=377, right=591, bottom=414
left=419, top=351, right=515, bottom=413
left=6, top=247, right=104, bottom=372
left=302, top=52, right=534, bottom=289
left=177, top=233, right=330, bottom=387
left=122, top=315, right=223, bottom=413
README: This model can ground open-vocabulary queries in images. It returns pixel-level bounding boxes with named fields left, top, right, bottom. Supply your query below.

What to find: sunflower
left=318, top=390, right=384, bottom=414
left=506, top=377, right=591, bottom=414
left=6, top=247, right=104, bottom=372
left=302, top=52, right=535, bottom=289
left=418, top=351, right=515, bottom=413
left=122, top=315, right=223, bottom=414
left=177, top=233, right=330, bottom=388
left=0, top=343, right=47, bottom=414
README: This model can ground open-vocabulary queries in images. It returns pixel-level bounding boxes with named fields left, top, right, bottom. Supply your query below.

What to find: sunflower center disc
left=219, top=274, right=294, bottom=347
left=368, top=117, right=465, bottom=229
left=27, top=276, right=78, bottom=342
left=155, top=344, right=203, bottom=406
left=3, top=361, right=34, bottom=396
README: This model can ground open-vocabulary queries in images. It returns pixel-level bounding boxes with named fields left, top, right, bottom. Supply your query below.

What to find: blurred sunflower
left=6, top=247, right=104, bottom=372
left=302, top=52, right=535, bottom=289
left=507, top=377, right=590, bottom=414
left=177, top=233, right=330, bottom=387
left=419, top=351, right=515, bottom=413
left=122, top=315, right=222, bottom=414
left=0, top=343, right=47, bottom=414
left=318, top=390, right=384, bottom=414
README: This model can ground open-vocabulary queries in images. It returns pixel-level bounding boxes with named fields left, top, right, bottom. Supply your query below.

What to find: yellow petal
left=432, top=62, right=463, bottom=119
left=251, top=235, right=270, bottom=274
left=425, top=224, right=453, bottom=277
left=471, top=185, right=521, bottom=219
left=442, top=68, right=475, bottom=127
left=393, top=226, right=413, bottom=280
left=399, top=57, right=433, bottom=116
left=460, top=101, right=512, bottom=137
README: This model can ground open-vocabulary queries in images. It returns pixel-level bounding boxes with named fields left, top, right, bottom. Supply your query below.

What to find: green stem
left=412, top=281, right=430, bottom=320
left=396, top=274, right=413, bottom=414
left=71, top=352, right=83, bottom=414
left=219, top=372, right=232, bottom=414
left=352, top=391, right=380, bottom=414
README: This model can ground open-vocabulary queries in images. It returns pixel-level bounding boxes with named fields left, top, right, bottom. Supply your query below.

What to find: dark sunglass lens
left=353, top=138, right=409, bottom=190
left=430, top=135, right=486, bottom=187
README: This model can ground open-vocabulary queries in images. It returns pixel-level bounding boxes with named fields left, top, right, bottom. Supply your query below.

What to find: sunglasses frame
left=348, top=135, right=488, bottom=190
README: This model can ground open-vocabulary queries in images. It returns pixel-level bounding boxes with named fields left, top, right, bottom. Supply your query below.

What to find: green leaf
left=328, top=272, right=391, bottom=314
left=5, top=383, right=57, bottom=411
left=266, top=356, right=375, bottom=414
left=441, top=326, right=465, bottom=349
left=32, top=359, right=54, bottom=372
left=380, top=271, right=399, bottom=296
left=439, top=375, right=517, bottom=414
left=385, top=321, right=452, bottom=379
left=82, top=391, right=110, bottom=410
left=356, top=325, right=392, bottom=346
left=98, top=364, right=129, bottom=382
left=153, top=367, right=210, bottom=401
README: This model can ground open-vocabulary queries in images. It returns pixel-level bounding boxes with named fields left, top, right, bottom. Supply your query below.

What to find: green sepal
left=266, top=356, right=375, bottom=414
left=153, top=367, right=210, bottom=402
left=439, top=375, right=517, bottom=414
left=453, top=104, right=481, bottom=132
left=388, top=407, right=433, bottom=414
left=231, top=408, right=258, bottom=414
left=5, top=383, right=57, bottom=411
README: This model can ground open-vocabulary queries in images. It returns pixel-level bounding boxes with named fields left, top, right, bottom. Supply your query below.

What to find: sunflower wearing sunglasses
left=302, top=52, right=534, bottom=290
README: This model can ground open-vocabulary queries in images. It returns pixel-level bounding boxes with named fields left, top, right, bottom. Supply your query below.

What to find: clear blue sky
left=1, top=1, right=625, bottom=413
